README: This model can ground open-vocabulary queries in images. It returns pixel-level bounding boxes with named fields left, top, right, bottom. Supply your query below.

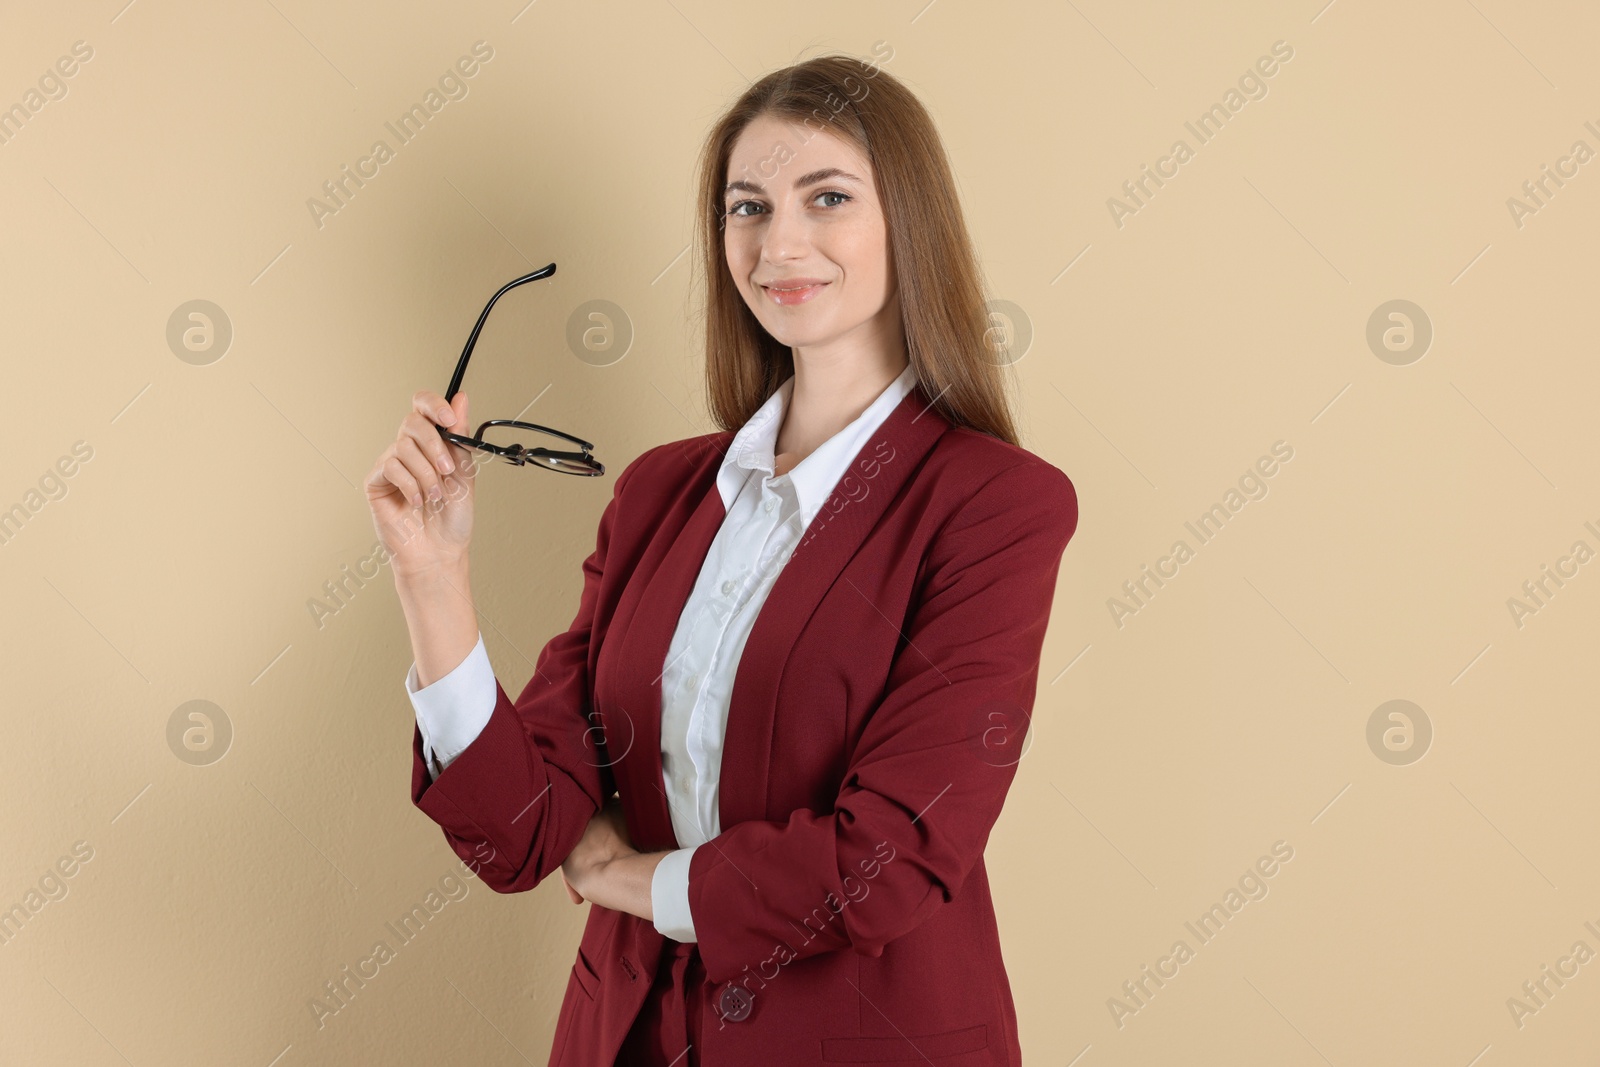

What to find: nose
left=760, top=195, right=811, bottom=264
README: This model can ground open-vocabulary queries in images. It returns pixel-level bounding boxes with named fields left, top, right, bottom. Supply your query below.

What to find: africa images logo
left=305, top=42, right=495, bottom=230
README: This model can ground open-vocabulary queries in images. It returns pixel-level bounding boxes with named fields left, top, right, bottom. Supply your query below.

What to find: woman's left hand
left=561, top=794, right=638, bottom=903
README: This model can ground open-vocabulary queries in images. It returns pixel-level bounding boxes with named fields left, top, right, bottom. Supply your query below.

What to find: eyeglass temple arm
left=443, top=262, right=558, bottom=402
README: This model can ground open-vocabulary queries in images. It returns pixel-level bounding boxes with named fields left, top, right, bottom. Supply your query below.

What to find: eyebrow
left=724, top=167, right=865, bottom=198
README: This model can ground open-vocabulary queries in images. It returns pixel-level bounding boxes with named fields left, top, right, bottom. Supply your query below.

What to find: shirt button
left=764, top=499, right=775, bottom=513
left=685, top=673, right=698, bottom=691
left=718, top=984, right=754, bottom=1022
left=721, top=579, right=735, bottom=596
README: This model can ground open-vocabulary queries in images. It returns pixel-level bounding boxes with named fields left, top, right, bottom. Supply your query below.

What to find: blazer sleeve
left=407, top=448, right=645, bottom=893
left=685, top=458, right=1080, bottom=984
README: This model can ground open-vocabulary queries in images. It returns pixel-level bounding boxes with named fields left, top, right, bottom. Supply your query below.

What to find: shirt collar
left=717, top=362, right=918, bottom=526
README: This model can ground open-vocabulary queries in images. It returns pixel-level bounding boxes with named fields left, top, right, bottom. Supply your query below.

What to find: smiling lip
left=761, top=279, right=829, bottom=306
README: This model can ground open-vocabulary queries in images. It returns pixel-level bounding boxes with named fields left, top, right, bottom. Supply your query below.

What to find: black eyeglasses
left=438, top=262, right=605, bottom=476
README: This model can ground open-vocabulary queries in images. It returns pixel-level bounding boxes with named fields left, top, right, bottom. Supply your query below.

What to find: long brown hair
left=691, top=52, right=1021, bottom=446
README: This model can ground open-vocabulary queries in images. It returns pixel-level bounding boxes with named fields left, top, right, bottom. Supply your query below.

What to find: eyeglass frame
left=437, top=262, right=605, bottom=477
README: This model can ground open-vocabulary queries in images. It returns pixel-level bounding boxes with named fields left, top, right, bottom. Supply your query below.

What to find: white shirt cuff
left=650, top=845, right=699, bottom=943
left=405, top=633, right=495, bottom=781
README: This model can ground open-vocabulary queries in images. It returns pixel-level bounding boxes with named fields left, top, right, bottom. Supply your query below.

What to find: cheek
left=723, top=235, right=754, bottom=285
left=840, top=236, right=891, bottom=298
left=837, top=218, right=889, bottom=282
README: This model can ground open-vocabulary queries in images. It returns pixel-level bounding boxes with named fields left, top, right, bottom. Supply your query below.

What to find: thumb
left=560, top=871, right=584, bottom=904
left=444, top=391, right=475, bottom=474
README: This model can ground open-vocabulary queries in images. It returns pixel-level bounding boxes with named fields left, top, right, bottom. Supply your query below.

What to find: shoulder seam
left=929, top=458, right=1058, bottom=549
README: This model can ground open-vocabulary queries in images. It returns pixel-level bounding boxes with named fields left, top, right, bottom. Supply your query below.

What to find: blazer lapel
left=718, top=384, right=949, bottom=828
left=610, top=435, right=731, bottom=853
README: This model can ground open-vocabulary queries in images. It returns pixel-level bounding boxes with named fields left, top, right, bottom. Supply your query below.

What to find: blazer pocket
left=570, top=946, right=601, bottom=1000
left=821, top=1023, right=987, bottom=1062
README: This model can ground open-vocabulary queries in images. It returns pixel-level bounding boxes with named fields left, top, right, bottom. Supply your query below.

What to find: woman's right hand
left=366, top=389, right=477, bottom=578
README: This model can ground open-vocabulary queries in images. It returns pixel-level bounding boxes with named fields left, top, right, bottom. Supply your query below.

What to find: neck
left=775, top=323, right=909, bottom=473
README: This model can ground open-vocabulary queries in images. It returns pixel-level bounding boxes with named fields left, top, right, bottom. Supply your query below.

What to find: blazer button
left=718, top=984, right=753, bottom=1022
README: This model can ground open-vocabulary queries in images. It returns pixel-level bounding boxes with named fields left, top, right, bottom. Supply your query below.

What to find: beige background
left=2, top=0, right=1597, bottom=1063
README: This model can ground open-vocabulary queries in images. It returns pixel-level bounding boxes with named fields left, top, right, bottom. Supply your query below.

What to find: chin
left=760, top=325, right=831, bottom=348
left=743, top=295, right=837, bottom=339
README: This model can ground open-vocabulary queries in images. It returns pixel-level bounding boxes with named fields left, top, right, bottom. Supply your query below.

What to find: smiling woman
left=377, top=49, right=1079, bottom=1067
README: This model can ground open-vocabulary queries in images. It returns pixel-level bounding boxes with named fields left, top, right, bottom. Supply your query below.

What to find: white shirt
left=406, top=363, right=918, bottom=943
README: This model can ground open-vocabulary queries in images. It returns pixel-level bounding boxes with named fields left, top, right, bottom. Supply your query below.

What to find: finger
left=395, top=435, right=444, bottom=502
left=382, top=455, right=424, bottom=509
left=364, top=445, right=398, bottom=493
left=401, top=410, right=459, bottom=478
left=413, top=389, right=457, bottom=428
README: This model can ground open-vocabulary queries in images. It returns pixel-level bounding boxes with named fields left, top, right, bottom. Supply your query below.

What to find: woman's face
left=722, top=113, right=898, bottom=356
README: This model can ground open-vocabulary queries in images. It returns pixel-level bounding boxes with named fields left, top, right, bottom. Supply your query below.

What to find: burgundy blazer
left=410, top=380, right=1079, bottom=1065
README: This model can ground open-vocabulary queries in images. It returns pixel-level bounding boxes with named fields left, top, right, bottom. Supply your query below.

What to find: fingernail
left=438, top=455, right=454, bottom=474
left=428, top=484, right=442, bottom=501
left=437, top=407, right=454, bottom=426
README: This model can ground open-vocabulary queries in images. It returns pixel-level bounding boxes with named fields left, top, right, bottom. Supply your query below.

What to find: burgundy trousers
left=613, top=939, right=704, bottom=1066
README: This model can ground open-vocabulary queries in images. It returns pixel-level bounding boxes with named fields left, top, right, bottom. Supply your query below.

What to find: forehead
left=724, top=114, right=870, bottom=189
